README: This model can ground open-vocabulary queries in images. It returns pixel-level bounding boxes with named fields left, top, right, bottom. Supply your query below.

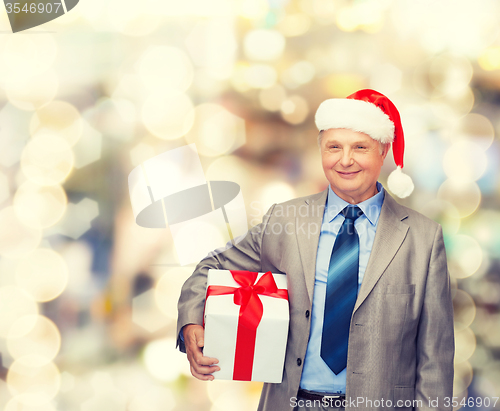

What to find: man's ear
left=382, top=143, right=390, bottom=159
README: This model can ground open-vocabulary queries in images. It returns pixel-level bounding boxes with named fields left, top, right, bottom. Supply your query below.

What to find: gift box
left=203, top=269, right=289, bottom=383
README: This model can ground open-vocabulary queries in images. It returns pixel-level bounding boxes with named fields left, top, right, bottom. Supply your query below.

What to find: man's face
left=320, top=128, right=389, bottom=204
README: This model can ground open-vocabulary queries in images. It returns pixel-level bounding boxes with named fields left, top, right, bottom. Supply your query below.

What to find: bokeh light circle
left=478, top=46, right=500, bottom=71
left=6, top=71, right=58, bottom=111
left=237, top=0, right=269, bottom=19
left=282, top=61, right=316, bottom=89
left=185, top=104, right=242, bottom=157
left=277, top=13, right=311, bottom=37
left=7, top=315, right=61, bottom=366
left=429, top=54, right=473, bottom=95
left=0, top=285, right=38, bottom=338
left=20, top=134, right=74, bottom=186
left=107, top=0, right=161, bottom=37
left=0, top=207, right=41, bottom=259
left=138, top=46, right=193, bottom=93
left=143, top=338, right=189, bottom=382
left=16, top=248, right=69, bottom=302
left=280, top=95, right=309, bottom=124
left=456, top=113, right=495, bottom=149
left=259, top=85, right=287, bottom=111
left=30, top=101, right=83, bottom=147
left=84, top=97, right=136, bottom=142
left=443, top=140, right=487, bottom=182
left=455, top=328, right=476, bottom=363
left=453, top=360, right=473, bottom=395
left=154, top=268, right=191, bottom=319
left=129, top=386, right=176, bottom=411
left=4, top=397, right=57, bottom=411
left=453, top=290, right=476, bottom=331
left=465, top=210, right=500, bottom=259
left=244, top=64, right=277, bottom=89
left=207, top=380, right=262, bottom=411
left=258, top=182, right=296, bottom=212
left=0, top=34, right=57, bottom=81
left=6, top=359, right=60, bottom=406
left=244, top=29, right=285, bottom=62
left=445, top=87, right=475, bottom=117
left=437, top=179, right=481, bottom=218
left=13, top=181, right=67, bottom=229
left=142, top=93, right=194, bottom=140
left=447, top=234, right=483, bottom=279
left=0, top=171, right=9, bottom=205
left=206, top=156, right=251, bottom=191
left=171, top=220, right=227, bottom=264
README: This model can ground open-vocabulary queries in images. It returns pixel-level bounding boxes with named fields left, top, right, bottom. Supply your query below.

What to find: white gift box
left=203, top=269, right=289, bottom=383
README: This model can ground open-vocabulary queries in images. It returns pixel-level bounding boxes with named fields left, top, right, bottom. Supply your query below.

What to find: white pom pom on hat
left=315, top=89, right=414, bottom=198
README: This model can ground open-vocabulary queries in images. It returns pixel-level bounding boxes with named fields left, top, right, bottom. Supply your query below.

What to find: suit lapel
left=295, top=189, right=328, bottom=303
left=353, top=192, right=409, bottom=314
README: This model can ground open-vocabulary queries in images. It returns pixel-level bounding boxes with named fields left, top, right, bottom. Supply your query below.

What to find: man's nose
left=340, top=149, right=354, bottom=167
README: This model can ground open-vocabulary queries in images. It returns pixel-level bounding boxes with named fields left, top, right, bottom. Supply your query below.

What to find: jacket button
left=297, top=358, right=302, bottom=366
left=305, top=310, right=310, bottom=318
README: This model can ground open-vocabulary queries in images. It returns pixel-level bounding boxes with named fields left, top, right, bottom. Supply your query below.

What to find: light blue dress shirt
left=299, top=182, right=385, bottom=394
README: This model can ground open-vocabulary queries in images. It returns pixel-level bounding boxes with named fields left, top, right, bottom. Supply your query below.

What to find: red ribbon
left=206, top=270, right=288, bottom=381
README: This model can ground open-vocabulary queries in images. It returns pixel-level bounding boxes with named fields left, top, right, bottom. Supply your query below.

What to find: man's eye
left=357, top=146, right=366, bottom=149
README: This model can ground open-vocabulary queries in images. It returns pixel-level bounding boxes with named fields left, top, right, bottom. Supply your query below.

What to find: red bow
left=206, top=270, right=288, bottom=380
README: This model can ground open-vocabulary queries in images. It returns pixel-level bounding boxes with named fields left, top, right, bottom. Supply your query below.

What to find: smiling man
left=320, top=127, right=389, bottom=204
left=177, top=89, right=454, bottom=411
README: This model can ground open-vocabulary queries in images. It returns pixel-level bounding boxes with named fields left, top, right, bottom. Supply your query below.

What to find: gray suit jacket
left=177, top=189, right=454, bottom=411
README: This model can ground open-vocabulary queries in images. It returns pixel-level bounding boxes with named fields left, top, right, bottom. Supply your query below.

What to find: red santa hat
left=315, top=89, right=414, bottom=198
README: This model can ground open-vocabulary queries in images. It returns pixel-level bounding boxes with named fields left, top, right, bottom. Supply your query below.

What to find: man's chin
left=330, top=180, right=361, bottom=194
left=330, top=184, right=360, bottom=197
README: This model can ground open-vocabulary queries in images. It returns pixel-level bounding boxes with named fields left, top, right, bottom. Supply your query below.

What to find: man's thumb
left=194, top=328, right=205, bottom=347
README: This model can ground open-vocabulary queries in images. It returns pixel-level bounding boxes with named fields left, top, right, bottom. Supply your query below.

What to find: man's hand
left=183, top=324, right=220, bottom=381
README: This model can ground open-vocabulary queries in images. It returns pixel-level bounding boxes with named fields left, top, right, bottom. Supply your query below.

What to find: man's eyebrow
left=325, top=140, right=371, bottom=145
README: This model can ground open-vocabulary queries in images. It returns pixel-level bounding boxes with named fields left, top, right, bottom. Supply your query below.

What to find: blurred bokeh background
left=0, top=0, right=499, bottom=409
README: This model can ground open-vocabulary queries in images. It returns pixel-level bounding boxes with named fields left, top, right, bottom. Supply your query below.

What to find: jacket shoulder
left=265, top=190, right=327, bottom=220
left=274, top=190, right=327, bottom=207
left=385, top=193, right=440, bottom=231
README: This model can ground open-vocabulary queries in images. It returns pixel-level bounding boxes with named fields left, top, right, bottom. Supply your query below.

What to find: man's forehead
left=322, top=130, right=377, bottom=144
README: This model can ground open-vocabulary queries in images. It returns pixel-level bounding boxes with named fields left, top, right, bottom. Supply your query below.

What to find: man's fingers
left=188, top=349, right=220, bottom=379
left=183, top=324, right=220, bottom=381
left=193, top=327, right=205, bottom=348
left=191, top=349, right=219, bottom=366
left=190, top=365, right=216, bottom=381
left=191, top=361, right=220, bottom=375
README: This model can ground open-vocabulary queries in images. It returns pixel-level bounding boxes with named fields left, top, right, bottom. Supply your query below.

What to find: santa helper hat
left=315, top=89, right=414, bottom=198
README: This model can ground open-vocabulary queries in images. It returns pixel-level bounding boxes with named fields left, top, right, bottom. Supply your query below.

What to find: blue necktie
left=320, top=206, right=362, bottom=375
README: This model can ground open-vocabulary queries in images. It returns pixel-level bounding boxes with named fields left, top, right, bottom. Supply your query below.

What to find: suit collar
left=353, top=191, right=409, bottom=313
left=298, top=189, right=328, bottom=303
left=304, top=189, right=328, bottom=206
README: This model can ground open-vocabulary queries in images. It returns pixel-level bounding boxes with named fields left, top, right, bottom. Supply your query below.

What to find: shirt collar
left=325, top=181, right=385, bottom=226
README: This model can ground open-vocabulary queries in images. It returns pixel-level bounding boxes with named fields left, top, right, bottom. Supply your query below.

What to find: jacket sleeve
left=176, top=204, right=276, bottom=353
left=415, top=224, right=455, bottom=410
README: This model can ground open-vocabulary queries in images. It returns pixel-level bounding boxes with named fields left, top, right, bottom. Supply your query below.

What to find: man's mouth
left=336, top=170, right=361, bottom=176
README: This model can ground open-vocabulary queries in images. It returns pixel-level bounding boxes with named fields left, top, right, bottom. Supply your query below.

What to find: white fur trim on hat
left=315, top=99, right=395, bottom=144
